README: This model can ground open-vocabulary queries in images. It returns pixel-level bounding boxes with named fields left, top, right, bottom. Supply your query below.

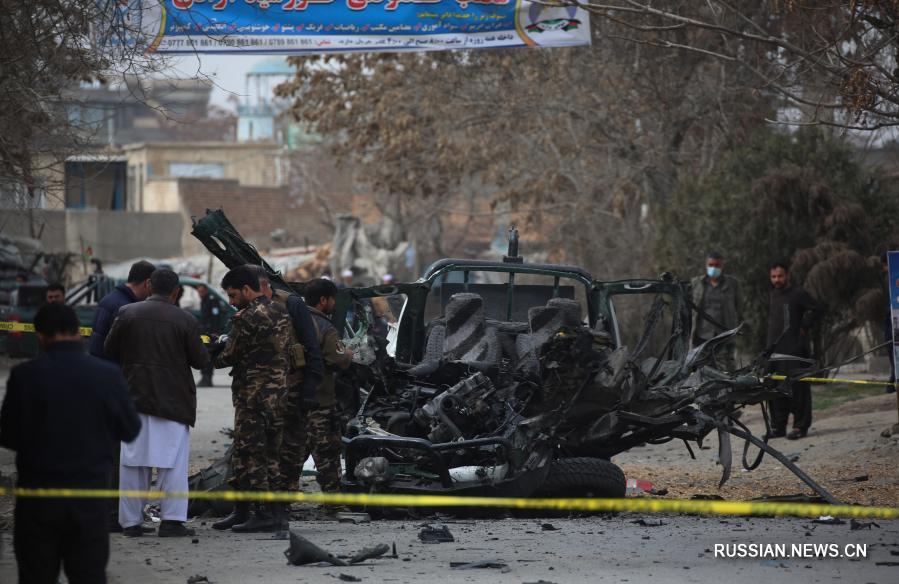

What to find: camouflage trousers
left=278, top=397, right=342, bottom=492
left=229, top=390, right=284, bottom=492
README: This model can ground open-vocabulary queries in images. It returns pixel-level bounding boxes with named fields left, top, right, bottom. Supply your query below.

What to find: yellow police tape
left=769, top=374, right=895, bottom=388
left=7, top=321, right=896, bottom=388
left=0, top=321, right=211, bottom=344
left=0, top=487, right=897, bottom=520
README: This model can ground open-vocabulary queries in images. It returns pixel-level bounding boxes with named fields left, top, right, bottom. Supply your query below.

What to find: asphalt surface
left=1, top=363, right=897, bottom=583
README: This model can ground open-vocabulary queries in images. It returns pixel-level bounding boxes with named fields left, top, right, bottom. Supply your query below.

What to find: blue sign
left=126, top=0, right=591, bottom=54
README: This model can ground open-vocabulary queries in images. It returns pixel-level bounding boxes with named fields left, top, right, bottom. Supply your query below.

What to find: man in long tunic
left=105, top=268, right=208, bottom=537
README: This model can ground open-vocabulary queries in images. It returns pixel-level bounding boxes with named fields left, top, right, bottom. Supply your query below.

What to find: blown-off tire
left=536, top=457, right=627, bottom=498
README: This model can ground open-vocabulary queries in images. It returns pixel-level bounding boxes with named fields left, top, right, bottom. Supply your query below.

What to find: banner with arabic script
left=124, top=0, right=590, bottom=53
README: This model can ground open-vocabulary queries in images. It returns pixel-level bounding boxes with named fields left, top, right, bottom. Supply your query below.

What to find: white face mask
left=707, top=266, right=722, bottom=278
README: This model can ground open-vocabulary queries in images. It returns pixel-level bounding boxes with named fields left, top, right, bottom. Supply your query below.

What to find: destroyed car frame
left=190, top=210, right=840, bottom=507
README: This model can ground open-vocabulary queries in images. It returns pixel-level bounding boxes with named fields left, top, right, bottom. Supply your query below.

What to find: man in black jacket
left=88, top=260, right=155, bottom=360
left=0, top=303, right=141, bottom=584
left=766, top=262, right=823, bottom=440
left=197, top=283, right=224, bottom=387
left=105, top=268, right=209, bottom=537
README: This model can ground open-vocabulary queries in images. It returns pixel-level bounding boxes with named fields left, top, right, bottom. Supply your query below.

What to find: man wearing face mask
left=690, top=251, right=742, bottom=371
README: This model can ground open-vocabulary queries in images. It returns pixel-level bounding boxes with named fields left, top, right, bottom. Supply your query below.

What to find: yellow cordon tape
left=768, top=374, right=895, bottom=388
left=0, top=321, right=93, bottom=337
left=0, top=321, right=211, bottom=344
left=0, top=488, right=897, bottom=520
left=7, top=321, right=895, bottom=388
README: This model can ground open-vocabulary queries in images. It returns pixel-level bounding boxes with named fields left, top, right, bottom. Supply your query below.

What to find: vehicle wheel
left=536, top=457, right=626, bottom=498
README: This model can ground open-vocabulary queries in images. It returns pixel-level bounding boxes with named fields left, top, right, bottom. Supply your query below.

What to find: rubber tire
left=536, top=457, right=626, bottom=498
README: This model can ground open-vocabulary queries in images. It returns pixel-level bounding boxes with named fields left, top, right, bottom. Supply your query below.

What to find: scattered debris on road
left=337, top=512, right=371, bottom=524
left=812, top=516, right=846, bottom=525
left=632, top=518, right=666, bottom=527
left=418, top=525, right=455, bottom=543
left=450, top=560, right=509, bottom=570
left=348, top=543, right=390, bottom=564
left=285, top=531, right=347, bottom=566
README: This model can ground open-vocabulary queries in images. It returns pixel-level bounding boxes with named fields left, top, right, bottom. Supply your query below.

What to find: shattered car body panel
left=190, top=211, right=840, bottom=506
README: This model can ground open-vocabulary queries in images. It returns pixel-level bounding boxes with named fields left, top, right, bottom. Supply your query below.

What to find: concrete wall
left=125, top=142, right=283, bottom=191
left=143, top=178, right=181, bottom=212
left=0, top=209, right=182, bottom=264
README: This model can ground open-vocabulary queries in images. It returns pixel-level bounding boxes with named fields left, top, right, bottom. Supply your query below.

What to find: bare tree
left=276, top=18, right=770, bottom=278
left=0, top=1, right=170, bottom=209
left=552, top=0, right=899, bottom=130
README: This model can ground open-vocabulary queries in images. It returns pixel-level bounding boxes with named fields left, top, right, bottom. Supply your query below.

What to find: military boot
left=232, top=503, right=279, bottom=533
left=211, top=502, right=250, bottom=531
left=273, top=502, right=291, bottom=532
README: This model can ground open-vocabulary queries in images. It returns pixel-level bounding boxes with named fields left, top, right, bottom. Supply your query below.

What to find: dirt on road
left=615, top=392, right=899, bottom=507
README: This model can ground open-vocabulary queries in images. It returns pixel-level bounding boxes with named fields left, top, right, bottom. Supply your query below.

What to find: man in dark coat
left=88, top=260, right=155, bottom=360
left=105, top=268, right=209, bottom=537
left=766, top=262, right=823, bottom=440
left=0, top=303, right=141, bottom=583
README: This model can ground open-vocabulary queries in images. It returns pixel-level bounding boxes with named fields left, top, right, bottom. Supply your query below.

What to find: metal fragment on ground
left=418, top=525, right=455, bottom=543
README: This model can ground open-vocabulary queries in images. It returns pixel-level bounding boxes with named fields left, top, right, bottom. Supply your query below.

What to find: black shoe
left=122, top=525, right=143, bottom=537
left=786, top=429, right=807, bottom=440
left=212, top=502, right=250, bottom=531
left=765, top=429, right=786, bottom=439
left=197, top=377, right=214, bottom=388
left=232, top=504, right=279, bottom=533
left=272, top=502, right=290, bottom=532
left=158, top=520, right=196, bottom=537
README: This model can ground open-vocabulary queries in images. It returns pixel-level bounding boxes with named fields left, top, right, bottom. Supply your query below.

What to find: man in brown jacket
left=298, top=278, right=353, bottom=492
left=105, top=268, right=209, bottom=537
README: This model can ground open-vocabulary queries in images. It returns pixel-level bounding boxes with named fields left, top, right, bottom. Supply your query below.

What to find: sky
left=168, top=54, right=275, bottom=110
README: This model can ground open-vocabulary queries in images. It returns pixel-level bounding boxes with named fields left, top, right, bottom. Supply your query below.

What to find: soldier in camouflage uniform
left=300, top=278, right=354, bottom=492
left=210, top=266, right=291, bottom=533
left=244, top=266, right=325, bottom=501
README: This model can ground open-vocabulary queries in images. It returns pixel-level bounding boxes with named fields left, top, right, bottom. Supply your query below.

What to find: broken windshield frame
left=333, top=259, right=599, bottom=365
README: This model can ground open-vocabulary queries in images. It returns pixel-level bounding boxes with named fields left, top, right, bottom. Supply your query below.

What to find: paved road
left=1, top=363, right=897, bottom=583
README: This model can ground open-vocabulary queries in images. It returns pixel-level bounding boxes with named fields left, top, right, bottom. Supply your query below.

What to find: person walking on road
left=302, top=278, right=353, bottom=493
left=690, top=251, right=742, bottom=371
left=766, top=262, right=823, bottom=440
left=105, top=268, right=209, bottom=537
left=211, top=266, right=291, bottom=533
left=0, top=303, right=141, bottom=583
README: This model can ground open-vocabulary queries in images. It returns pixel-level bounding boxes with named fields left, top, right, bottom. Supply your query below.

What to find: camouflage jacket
left=307, top=306, right=353, bottom=407
left=215, top=296, right=291, bottom=405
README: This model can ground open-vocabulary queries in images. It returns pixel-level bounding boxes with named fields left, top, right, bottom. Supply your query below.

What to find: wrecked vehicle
left=191, top=210, right=840, bottom=505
